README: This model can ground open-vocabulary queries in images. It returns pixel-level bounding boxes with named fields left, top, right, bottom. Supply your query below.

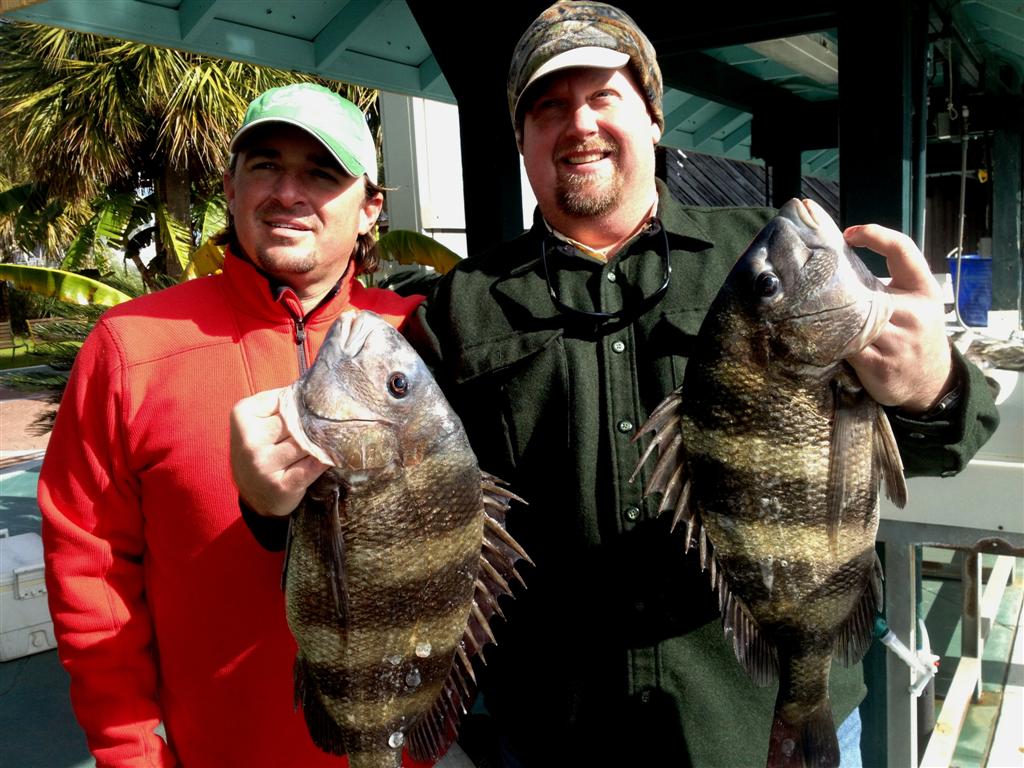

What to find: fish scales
left=635, top=199, right=905, bottom=768
left=280, top=311, right=530, bottom=768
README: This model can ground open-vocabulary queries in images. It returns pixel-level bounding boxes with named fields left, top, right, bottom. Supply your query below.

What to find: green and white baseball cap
left=230, top=83, right=378, bottom=184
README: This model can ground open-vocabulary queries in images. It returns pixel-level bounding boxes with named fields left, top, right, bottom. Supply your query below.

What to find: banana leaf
left=184, top=240, right=225, bottom=279
left=0, top=263, right=131, bottom=306
left=377, top=230, right=461, bottom=275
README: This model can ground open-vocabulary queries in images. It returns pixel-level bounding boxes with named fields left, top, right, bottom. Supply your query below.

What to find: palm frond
left=155, top=200, right=193, bottom=274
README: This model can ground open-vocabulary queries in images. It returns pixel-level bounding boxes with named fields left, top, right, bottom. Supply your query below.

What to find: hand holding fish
left=230, top=388, right=327, bottom=517
left=843, top=224, right=955, bottom=412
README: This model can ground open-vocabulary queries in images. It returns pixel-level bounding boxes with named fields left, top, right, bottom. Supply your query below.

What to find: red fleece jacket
left=38, top=252, right=427, bottom=767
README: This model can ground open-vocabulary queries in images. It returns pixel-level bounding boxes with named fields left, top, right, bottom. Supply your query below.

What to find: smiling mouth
left=562, top=151, right=610, bottom=166
left=265, top=221, right=311, bottom=233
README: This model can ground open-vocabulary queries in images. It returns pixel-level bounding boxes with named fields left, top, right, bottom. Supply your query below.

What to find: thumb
left=844, top=224, right=936, bottom=295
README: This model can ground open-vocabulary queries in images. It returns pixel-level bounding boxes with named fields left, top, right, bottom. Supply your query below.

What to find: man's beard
left=253, top=247, right=317, bottom=276
left=249, top=204, right=319, bottom=275
left=554, top=139, right=624, bottom=217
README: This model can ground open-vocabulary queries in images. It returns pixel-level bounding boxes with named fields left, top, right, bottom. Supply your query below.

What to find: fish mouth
left=780, top=198, right=834, bottom=234
left=278, top=385, right=335, bottom=467
left=791, top=198, right=818, bottom=228
left=302, top=415, right=389, bottom=426
left=787, top=299, right=858, bottom=322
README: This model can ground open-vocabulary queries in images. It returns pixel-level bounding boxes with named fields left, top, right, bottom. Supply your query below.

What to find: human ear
left=359, top=189, right=384, bottom=235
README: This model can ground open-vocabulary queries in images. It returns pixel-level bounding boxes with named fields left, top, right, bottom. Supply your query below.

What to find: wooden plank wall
left=658, top=146, right=840, bottom=222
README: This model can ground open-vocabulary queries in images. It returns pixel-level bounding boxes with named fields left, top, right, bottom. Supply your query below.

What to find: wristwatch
left=912, top=365, right=964, bottom=422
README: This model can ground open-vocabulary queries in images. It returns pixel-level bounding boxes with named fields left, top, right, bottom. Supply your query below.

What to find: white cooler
left=0, top=531, right=57, bottom=661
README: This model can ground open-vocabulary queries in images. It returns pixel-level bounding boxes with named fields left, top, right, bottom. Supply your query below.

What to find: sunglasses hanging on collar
left=541, top=220, right=672, bottom=322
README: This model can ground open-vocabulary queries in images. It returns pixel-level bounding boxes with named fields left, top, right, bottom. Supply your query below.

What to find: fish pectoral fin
left=294, top=653, right=348, bottom=757
left=718, top=561, right=779, bottom=687
left=833, top=552, right=884, bottom=667
left=826, top=385, right=877, bottom=547
left=312, top=486, right=350, bottom=622
left=281, top=510, right=296, bottom=593
left=874, top=409, right=907, bottom=509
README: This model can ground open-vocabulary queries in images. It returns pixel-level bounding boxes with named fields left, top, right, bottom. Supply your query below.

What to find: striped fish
left=634, top=199, right=907, bottom=768
left=278, top=310, right=530, bottom=768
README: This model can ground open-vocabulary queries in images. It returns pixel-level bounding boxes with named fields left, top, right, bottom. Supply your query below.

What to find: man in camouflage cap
left=408, top=2, right=992, bottom=766
left=507, top=1, right=664, bottom=149
left=238, top=4, right=993, bottom=766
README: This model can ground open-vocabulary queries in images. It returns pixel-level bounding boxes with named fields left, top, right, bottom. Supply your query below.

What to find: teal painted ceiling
left=4, top=0, right=1022, bottom=182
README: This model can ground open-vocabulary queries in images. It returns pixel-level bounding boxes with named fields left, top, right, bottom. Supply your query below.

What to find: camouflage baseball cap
left=230, top=83, right=378, bottom=184
left=508, top=2, right=664, bottom=146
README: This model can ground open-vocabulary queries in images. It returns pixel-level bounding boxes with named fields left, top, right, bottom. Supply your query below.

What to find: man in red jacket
left=38, top=83, right=424, bottom=767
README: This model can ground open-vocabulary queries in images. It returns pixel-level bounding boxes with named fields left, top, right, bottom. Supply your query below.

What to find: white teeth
left=565, top=153, right=605, bottom=164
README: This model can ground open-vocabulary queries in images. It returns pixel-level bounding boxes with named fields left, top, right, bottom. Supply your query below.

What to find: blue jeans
left=838, top=708, right=864, bottom=768
left=497, top=708, right=865, bottom=767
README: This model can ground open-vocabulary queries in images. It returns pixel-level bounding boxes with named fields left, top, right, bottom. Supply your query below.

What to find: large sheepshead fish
left=278, top=310, right=530, bottom=768
left=634, top=199, right=907, bottom=768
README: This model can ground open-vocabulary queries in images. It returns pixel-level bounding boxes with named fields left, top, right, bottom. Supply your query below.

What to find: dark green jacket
left=408, top=182, right=999, bottom=767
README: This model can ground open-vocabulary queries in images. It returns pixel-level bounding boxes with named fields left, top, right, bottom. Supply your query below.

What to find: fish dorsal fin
left=407, top=472, right=530, bottom=764
left=874, top=409, right=907, bottom=508
left=293, top=652, right=348, bottom=756
left=833, top=551, right=884, bottom=666
left=826, top=380, right=879, bottom=548
left=634, top=388, right=778, bottom=687
left=631, top=387, right=691, bottom=520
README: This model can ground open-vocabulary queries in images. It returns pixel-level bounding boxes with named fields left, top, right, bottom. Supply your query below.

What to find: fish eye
left=387, top=372, right=409, bottom=398
left=754, top=271, right=781, bottom=299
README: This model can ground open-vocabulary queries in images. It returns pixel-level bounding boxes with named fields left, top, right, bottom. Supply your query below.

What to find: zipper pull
left=294, top=317, right=306, bottom=346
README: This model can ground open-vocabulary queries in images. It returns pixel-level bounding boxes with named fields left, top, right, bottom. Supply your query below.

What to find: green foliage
left=0, top=21, right=382, bottom=432
left=0, top=263, right=132, bottom=306
left=1, top=280, right=48, bottom=332
left=155, top=199, right=193, bottom=274
left=377, top=230, right=462, bottom=275
left=0, top=21, right=379, bottom=281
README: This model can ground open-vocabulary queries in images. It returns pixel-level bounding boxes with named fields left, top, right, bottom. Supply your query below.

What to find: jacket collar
left=453, top=180, right=715, bottom=383
left=505, top=178, right=713, bottom=280
left=220, top=246, right=354, bottom=325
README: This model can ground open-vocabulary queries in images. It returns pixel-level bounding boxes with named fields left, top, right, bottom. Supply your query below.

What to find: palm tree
left=0, top=20, right=379, bottom=288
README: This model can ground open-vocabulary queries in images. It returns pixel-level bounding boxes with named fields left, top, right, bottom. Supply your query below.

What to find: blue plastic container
left=947, top=254, right=992, bottom=327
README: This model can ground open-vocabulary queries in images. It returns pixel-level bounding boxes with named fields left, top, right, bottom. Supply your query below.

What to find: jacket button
left=639, top=690, right=651, bottom=704
left=606, top=271, right=617, bottom=283
left=612, top=340, right=626, bottom=353
left=617, top=419, right=634, bottom=433
left=624, top=505, right=640, bottom=521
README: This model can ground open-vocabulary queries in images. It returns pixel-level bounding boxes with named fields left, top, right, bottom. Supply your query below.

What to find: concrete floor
left=2, top=388, right=1021, bottom=767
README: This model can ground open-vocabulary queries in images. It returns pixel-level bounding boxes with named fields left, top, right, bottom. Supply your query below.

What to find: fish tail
left=766, top=699, right=839, bottom=768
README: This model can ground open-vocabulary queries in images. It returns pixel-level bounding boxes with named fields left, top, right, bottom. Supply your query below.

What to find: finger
left=264, top=436, right=319, bottom=470
left=232, top=387, right=289, bottom=419
left=843, top=224, right=936, bottom=293
left=245, top=413, right=293, bottom=447
left=282, top=454, right=329, bottom=487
